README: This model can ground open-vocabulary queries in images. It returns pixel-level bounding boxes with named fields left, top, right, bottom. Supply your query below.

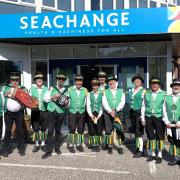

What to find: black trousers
left=129, top=109, right=144, bottom=137
left=87, top=112, right=103, bottom=136
left=0, top=116, right=2, bottom=140
left=104, top=111, right=124, bottom=138
left=68, top=112, right=85, bottom=134
left=145, top=116, right=165, bottom=140
left=31, top=110, right=47, bottom=133
left=4, top=111, right=25, bottom=151
left=171, top=127, right=180, bottom=148
left=46, top=112, right=65, bottom=152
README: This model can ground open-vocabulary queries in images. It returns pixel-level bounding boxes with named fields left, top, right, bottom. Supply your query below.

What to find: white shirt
left=30, top=84, right=44, bottom=108
left=43, top=85, right=65, bottom=103
left=102, top=88, right=125, bottom=113
left=163, top=93, right=180, bottom=125
left=141, top=89, right=162, bottom=122
left=6, top=98, right=21, bottom=112
left=86, top=91, right=103, bottom=118
left=99, top=83, right=107, bottom=92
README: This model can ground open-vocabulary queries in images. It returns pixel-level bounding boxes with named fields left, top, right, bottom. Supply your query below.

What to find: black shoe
left=146, top=156, right=157, bottom=162
left=69, top=146, right=75, bottom=153
left=92, top=146, right=96, bottom=152
left=155, top=157, right=162, bottom=164
left=55, top=148, right=62, bottom=155
left=96, top=145, right=100, bottom=152
left=133, top=149, right=139, bottom=154
left=168, top=159, right=179, bottom=166
left=3, top=151, right=9, bottom=157
left=77, top=145, right=84, bottom=152
left=102, top=144, right=108, bottom=150
left=42, top=152, right=52, bottom=159
left=19, top=150, right=25, bottom=156
left=41, top=145, right=46, bottom=152
left=32, top=146, right=40, bottom=153
left=118, top=147, right=124, bottom=154
left=133, top=151, right=143, bottom=158
left=108, top=147, right=113, bottom=154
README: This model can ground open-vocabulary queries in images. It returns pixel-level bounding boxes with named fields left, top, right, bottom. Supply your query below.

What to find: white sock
left=158, top=150, right=162, bottom=158
left=117, top=144, right=122, bottom=148
left=35, top=141, right=39, bottom=146
left=139, top=137, right=143, bottom=152
left=152, top=151, right=156, bottom=157
left=41, top=141, right=45, bottom=146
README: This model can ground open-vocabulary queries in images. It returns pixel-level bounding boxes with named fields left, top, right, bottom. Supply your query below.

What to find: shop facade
left=0, top=3, right=179, bottom=94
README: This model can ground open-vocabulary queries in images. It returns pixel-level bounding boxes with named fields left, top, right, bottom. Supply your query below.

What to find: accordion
left=54, top=94, right=69, bottom=107
left=11, top=87, right=39, bottom=109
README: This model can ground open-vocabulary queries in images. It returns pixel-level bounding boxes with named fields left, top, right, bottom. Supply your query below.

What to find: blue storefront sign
left=0, top=7, right=179, bottom=38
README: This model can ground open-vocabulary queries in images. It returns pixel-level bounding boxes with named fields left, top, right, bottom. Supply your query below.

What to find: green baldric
left=90, top=92, right=102, bottom=113
left=165, top=95, right=180, bottom=123
left=105, top=88, right=123, bottom=110
left=68, top=86, right=87, bottom=114
left=145, top=90, right=166, bottom=118
left=129, top=88, right=145, bottom=111
left=31, top=85, right=48, bottom=111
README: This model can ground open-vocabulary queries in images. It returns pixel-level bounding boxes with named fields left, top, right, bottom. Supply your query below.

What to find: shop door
left=80, top=65, right=114, bottom=91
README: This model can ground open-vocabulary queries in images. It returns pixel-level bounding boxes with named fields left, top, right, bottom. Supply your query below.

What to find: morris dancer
left=163, top=79, right=180, bottom=166
left=66, top=74, right=87, bottom=153
left=3, top=72, right=26, bottom=157
left=87, top=78, right=103, bottom=152
left=30, top=72, right=48, bottom=153
left=129, top=74, right=146, bottom=158
left=42, top=73, right=68, bottom=159
left=141, top=77, right=166, bottom=164
left=102, top=75, right=125, bottom=154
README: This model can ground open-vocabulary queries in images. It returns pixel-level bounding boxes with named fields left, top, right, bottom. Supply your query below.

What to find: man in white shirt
left=141, top=77, right=166, bottom=164
left=65, top=74, right=88, bottom=153
left=102, top=75, right=125, bottom=154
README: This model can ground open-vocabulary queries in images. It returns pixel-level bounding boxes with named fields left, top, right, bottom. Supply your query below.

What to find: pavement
left=0, top=133, right=179, bottom=180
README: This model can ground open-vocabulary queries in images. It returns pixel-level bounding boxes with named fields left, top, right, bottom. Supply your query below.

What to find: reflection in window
left=148, top=43, right=167, bottom=56
left=178, top=0, right=180, bottom=5
left=150, top=1, right=157, bottom=7
left=102, top=0, right=113, bottom=10
left=49, top=46, right=72, bottom=59
left=129, top=0, right=137, bottom=8
left=32, top=47, right=48, bottom=59
left=21, top=0, right=35, bottom=3
left=121, top=43, right=147, bottom=57
left=57, top=0, right=71, bottom=11
left=41, top=9, right=56, bottom=13
left=73, top=45, right=96, bottom=58
left=169, top=0, right=175, bottom=4
left=161, top=3, right=167, bottom=7
left=0, top=2, right=35, bottom=14
left=42, top=0, right=55, bottom=7
left=0, top=61, right=22, bottom=88
left=116, top=0, right=124, bottom=9
left=139, top=0, right=147, bottom=8
left=74, top=0, right=84, bottom=11
left=91, top=0, right=100, bottom=10
left=98, top=45, right=121, bottom=57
